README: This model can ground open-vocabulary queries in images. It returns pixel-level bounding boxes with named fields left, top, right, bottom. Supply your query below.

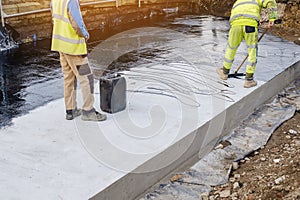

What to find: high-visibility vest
left=229, top=0, right=263, bottom=27
left=51, top=0, right=87, bottom=55
left=230, top=0, right=277, bottom=27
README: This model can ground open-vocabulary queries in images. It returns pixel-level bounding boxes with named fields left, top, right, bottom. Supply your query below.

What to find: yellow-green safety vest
left=230, top=0, right=277, bottom=27
left=51, top=0, right=87, bottom=55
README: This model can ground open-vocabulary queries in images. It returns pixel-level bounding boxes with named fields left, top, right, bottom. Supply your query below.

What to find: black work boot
left=66, top=108, right=82, bottom=120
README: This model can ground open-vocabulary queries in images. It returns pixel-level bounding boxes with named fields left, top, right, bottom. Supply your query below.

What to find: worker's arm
left=263, top=0, right=278, bottom=22
left=67, top=0, right=89, bottom=40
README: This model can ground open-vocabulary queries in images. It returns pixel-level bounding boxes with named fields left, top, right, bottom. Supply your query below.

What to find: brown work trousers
left=59, top=52, right=94, bottom=111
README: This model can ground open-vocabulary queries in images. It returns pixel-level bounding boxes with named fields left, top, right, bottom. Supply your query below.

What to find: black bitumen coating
left=0, top=15, right=228, bottom=128
left=0, top=40, right=62, bottom=127
left=0, top=15, right=175, bottom=128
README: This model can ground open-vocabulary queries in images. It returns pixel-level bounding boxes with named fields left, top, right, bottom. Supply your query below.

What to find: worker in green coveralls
left=217, top=0, right=277, bottom=88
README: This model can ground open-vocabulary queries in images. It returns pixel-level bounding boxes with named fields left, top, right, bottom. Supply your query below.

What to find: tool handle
left=234, top=28, right=268, bottom=74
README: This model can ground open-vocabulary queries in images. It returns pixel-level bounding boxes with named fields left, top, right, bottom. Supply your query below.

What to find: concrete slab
left=0, top=16, right=299, bottom=200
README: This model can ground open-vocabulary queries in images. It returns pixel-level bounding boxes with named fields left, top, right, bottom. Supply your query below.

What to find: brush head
left=228, top=72, right=246, bottom=78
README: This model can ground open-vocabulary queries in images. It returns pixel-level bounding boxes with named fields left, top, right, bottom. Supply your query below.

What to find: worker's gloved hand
left=259, top=18, right=267, bottom=24
left=267, top=21, right=274, bottom=28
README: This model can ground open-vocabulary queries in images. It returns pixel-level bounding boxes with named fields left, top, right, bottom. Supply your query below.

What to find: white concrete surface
left=0, top=16, right=299, bottom=200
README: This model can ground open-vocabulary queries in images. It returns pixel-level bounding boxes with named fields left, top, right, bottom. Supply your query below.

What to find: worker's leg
left=243, top=26, right=258, bottom=88
left=244, top=26, right=258, bottom=79
left=223, top=25, right=244, bottom=73
left=63, top=54, right=106, bottom=121
left=59, top=52, right=77, bottom=111
left=63, top=54, right=95, bottom=111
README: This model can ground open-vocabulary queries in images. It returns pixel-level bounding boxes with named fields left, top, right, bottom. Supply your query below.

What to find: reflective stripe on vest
left=232, top=0, right=258, bottom=9
left=51, top=0, right=87, bottom=55
left=53, top=34, right=86, bottom=44
left=230, top=14, right=260, bottom=22
left=52, top=13, right=70, bottom=24
left=230, top=0, right=262, bottom=24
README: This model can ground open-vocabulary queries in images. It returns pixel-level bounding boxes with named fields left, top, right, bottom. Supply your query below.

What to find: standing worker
left=50, top=0, right=107, bottom=121
left=217, top=0, right=277, bottom=88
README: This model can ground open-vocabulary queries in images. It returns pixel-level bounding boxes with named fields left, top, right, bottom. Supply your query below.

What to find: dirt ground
left=269, top=1, right=300, bottom=44
left=209, top=111, right=300, bottom=200
left=270, top=22, right=300, bottom=45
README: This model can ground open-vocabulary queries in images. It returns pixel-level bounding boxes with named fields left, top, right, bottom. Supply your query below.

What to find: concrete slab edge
left=90, top=60, right=300, bottom=200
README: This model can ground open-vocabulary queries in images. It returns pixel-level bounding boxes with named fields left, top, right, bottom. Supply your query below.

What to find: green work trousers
left=59, top=52, right=95, bottom=111
left=223, top=25, right=258, bottom=74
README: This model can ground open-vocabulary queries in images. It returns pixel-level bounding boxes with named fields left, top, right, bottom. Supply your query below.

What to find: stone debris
left=233, top=182, right=240, bottom=190
left=274, top=175, right=286, bottom=185
left=200, top=192, right=209, bottom=200
left=219, top=190, right=231, bottom=198
left=246, top=194, right=256, bottom=200
left=272, top=185, right=284, bottom=191
left=244, top=157, right=250, bottom=161
left=229, top=178, right=235, bottom=183
left=170, top=174, right=183, bottom=182
left=232, top=162, right=239, bottom=170
left=260, top=157, right=267, bottom=161
left=233, top=174, right=240, bottom=180
left=288, top=129, right=298, bottom=134
left=214, top=144, right=224, bottom=150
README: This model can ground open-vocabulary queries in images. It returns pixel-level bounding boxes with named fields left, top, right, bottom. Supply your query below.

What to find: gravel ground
left=209, top=112, right=300, bottom=200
